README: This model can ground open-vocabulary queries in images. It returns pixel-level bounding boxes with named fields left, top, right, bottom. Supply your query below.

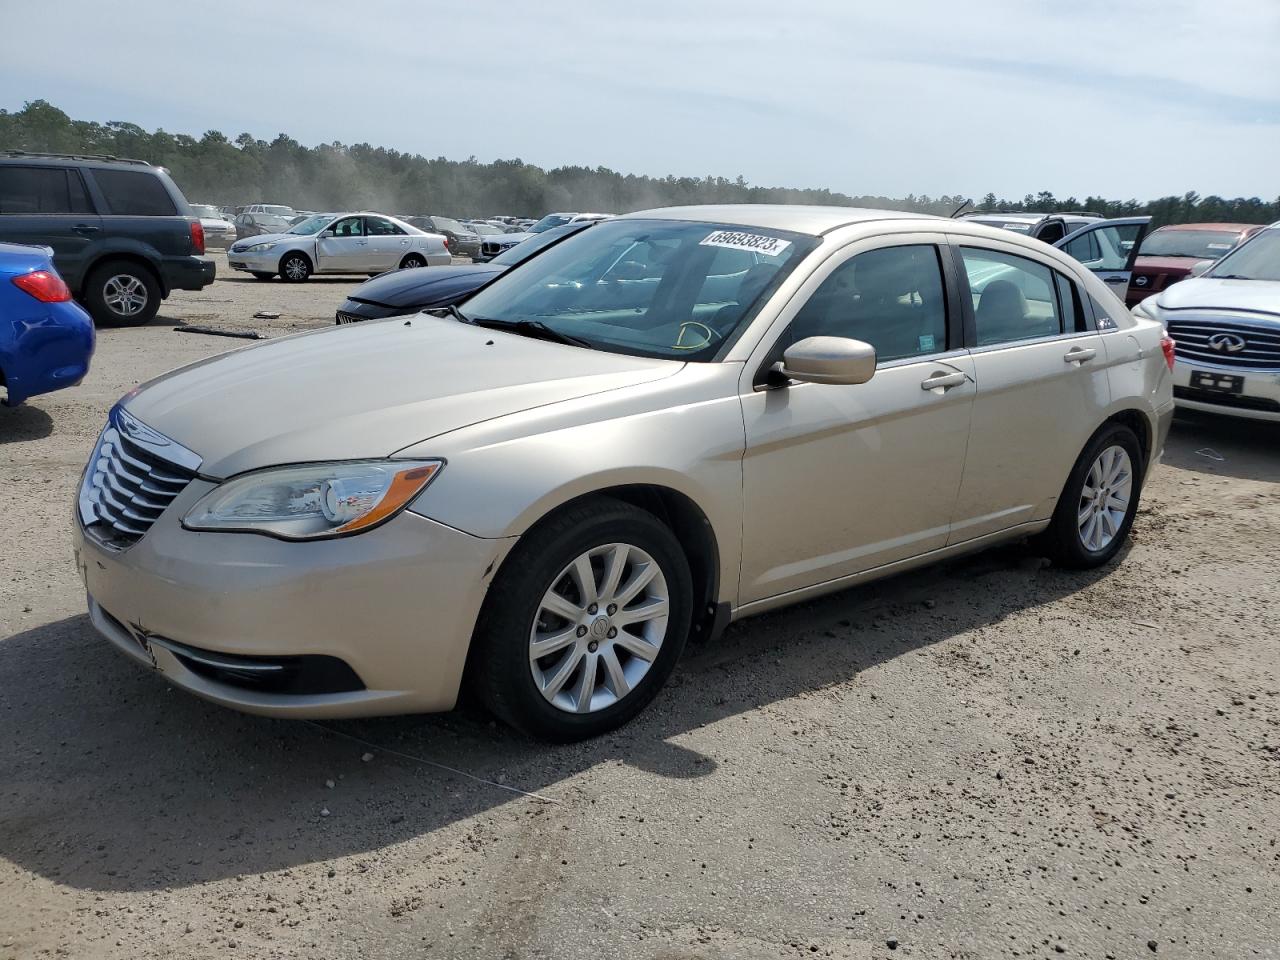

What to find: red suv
left=1127, top=222, right=1265, bottom=306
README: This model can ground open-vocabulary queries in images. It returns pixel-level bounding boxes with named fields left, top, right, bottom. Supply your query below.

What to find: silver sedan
left=74, top=205, right=1173, bottom=740
left=226, top=212, right=450, bottom=281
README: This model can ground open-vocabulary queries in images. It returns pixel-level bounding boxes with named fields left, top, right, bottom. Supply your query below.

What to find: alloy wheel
left=103, top=275, right=148, bottom=317
left=529, top=542, right=669, bottom=714
left=283, top=256, right=309, bottom=280
left=1077, top=444, right=1133, bottom=552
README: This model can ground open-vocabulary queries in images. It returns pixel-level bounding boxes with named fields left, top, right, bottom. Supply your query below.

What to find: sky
left=2, top=0, right=1277, bottom=202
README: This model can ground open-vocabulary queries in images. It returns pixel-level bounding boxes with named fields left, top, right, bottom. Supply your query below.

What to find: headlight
left=246, top=241, right=277, bottom=253
left=183, top=460, right=443, bottom=540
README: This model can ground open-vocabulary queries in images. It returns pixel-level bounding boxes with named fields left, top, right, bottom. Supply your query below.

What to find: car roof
left=621, top=204, right=938, bottom=235
left=1151, top=222, right=1265, bottom=232
left=0, top=150, right=156, bottom=171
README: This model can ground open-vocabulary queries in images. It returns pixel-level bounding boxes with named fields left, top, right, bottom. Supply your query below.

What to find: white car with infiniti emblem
left=227, top=212, right=450, bottom=282
left=1132, top=223, right=1280, bottom=422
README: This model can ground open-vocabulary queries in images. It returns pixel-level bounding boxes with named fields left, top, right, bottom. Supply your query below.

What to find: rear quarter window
left=91, top=169, right=179, bottom=216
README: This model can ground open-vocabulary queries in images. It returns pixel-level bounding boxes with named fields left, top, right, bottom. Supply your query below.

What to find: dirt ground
left=2, top=253, right=1278, bottom=959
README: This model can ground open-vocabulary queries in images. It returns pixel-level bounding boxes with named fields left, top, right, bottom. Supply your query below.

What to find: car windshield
left=1207, top=228, right=1280, bottom=281
left=287, top=214, right=333, bottom=235
left=472, top=224, right=505, bottom=235
left=1140, top=229, right=1246, bottom=259
left=530, top=214, right=574, bottom=233
left=256, top=215, right=293, bottom=229
left=263, top=205, right=293, bottom=216
left=191, top=204, right=221, bottom=219
left=489, top=223, right=587, bottom=266
left=432, top=217, right=465, bottom=232
left=460, top=218, right=817, bottom=361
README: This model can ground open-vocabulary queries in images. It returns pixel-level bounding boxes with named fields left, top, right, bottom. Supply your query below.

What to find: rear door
left=0, top=164, right=101, bottom=288
left=947, top=238, right=1111, bottom=543
left=363, top=215, right=412, bottom=270
left=316, top=216, right=369, bottom=272
left=1055, top=217, right=1151, bottom=303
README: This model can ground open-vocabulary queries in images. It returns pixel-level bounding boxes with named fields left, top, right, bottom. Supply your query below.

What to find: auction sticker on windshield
left=700, top=230, right=792, bottom=257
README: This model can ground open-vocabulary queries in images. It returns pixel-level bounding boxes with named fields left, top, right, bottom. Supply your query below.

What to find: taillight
left=190, top=219, right=205, bottom=255
left=443, top=236, right=451, bottom=251
left=12, top=270, right=72, bottom=303
left=1161, top=334, right=1176, bottom=371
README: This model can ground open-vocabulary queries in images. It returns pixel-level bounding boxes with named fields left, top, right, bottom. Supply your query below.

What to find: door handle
left=1064, top=347, right=1097, bottom=364
left=920, top=371, right=968, bottom=392
left=356, top=240, right=368, bottom=245
left=73, top=223, right=100, bottom=234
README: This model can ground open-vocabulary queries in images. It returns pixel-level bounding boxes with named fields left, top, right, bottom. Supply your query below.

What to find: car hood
left=230, top=232, right=294, bottom=248
left=1134, top=255, right=1198, bottom=272
left=1155, top=277, right=1280, bottom=316
left=122, top=315, right=680, bottom=477
left=348, top=263, right=502, bottom=308
left=489, top=232, right=531, bottom=245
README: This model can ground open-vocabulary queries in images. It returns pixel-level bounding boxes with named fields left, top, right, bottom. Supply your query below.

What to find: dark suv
left=0, top=152, right=214, bottom=325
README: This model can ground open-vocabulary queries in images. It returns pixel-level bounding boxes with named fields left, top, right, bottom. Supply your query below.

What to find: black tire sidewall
left=1047, top=423, right=1144, bottom=568
left=473, top=500, right=693, bottom=741
left=279, top=252, right=311, bottom=282
left=84, top=261, right=160, bottom=327
left=401, top=254, right=426, bottom=269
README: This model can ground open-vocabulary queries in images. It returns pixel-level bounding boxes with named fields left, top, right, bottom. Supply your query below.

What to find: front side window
left=366, top=216, right=406, bottom=236
left=787, top=245, right=948, bottom=363
left=960, top=247, right=1063, bottom=345
left=91, top=169, right=178, bottom=216
left=0, top=165, right=94, bottom=215
left=329, top=216, right=364, bottom=238
left=461, top=218, right=817, bottom=361
left=1060, top=223, right=1143, bottom=270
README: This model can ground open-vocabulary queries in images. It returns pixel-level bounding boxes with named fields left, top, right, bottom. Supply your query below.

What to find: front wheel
left=278, top=252, right=312, bottom=283
left=1041, top=423, right=1143, bottom=569
left=470, top=498, right=693, bottom=741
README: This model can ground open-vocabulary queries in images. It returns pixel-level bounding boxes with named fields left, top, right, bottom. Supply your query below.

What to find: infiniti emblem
left=1207, top=333, right=1247, bottom=353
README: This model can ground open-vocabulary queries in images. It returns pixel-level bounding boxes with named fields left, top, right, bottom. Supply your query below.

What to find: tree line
left=2, top=100, right=1276, bottom=227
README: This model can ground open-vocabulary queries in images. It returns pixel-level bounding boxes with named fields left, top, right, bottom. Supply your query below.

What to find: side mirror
left=1188, top=259, right=1214, bottom=277
left=319, top=229, right=335, bottom=239
left=779, top=336, right=876, bottom=386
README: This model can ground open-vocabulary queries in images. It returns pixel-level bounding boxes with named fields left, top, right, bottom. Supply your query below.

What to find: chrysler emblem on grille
left=1207, top=333, right=1247, bottom=353
left=115, top=407, right=171, bottom=446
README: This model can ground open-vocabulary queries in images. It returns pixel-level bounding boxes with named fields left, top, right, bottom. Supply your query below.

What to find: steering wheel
left=673, top=320, right=720, bottom=351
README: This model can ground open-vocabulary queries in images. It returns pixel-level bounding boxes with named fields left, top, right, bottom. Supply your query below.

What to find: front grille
left=480, top=240, right=506, bottom=257
left=1174, top=386, right=1280, bottom=413
left=1166, top=314, right=1280, bottom=369
left=335, top=310, right=365, bottom=325
left=78, top=406, right=201, bottom=549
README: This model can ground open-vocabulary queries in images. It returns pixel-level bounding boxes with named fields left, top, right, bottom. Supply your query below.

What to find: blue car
left=1, top=242, right=95, bottom=406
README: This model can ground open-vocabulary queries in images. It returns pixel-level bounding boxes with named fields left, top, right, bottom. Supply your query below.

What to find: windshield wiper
left=1215, top=274, right=1253, bottom=280
left=468, top=317, right=592, bottom=348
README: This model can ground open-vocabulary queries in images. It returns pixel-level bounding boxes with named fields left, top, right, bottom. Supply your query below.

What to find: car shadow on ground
left=1163, top=411, right=1280, bottom=482
left=0, top=542, right=1117, bottom=893
left=0, top=402, right=54, bottom=443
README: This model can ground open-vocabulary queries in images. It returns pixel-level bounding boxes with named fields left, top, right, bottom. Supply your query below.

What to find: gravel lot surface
left=2, top=253, right=1278, bottom=959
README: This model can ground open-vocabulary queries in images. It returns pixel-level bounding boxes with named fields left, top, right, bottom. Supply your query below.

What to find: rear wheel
left=83, top=260, right=160, bottom=326
left=251, top=271, right=275, bottom=281
left=279, top=252, right=312, bottom=283
left=1041, top=423, right=1143, bottom=569
left=470, top=498, right=693, bottom=741
left=400, top=253, right=427, bottom=269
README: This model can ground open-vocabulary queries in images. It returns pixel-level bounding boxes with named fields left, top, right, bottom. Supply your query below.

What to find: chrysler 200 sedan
left=73, top=205, right=1175, bottom=741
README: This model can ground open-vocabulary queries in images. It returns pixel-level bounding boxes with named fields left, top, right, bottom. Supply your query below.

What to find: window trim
left=746, top=233, right=961, bottom=389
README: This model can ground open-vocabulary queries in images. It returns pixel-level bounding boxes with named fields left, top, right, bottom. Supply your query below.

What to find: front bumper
left=227, top=247, right=279, bottom=272
left=1172, top=359, right=1280, bottom=422
left=73, top=481, right=516, bottom=718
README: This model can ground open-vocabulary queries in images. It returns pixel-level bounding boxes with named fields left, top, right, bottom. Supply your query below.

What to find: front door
left=947, top=239, right=1112, bottom=543
left=316, top=215, right=370, bottom=272
left=1056, top=217, right=1151, bottom=303
left=739, top=238, right=974, bottom=604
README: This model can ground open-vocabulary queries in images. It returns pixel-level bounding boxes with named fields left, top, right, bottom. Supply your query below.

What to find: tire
left=82, top=260, right=161, bottom=327
left=1040, top=423, right=1144, bottom=569
left=469, top=497, right=693, bottom=742
left=278, top=251, right=312, bottom=283
left=251, top=271, right=275, bottom=281
left=399, top=253, right=427, bottom=269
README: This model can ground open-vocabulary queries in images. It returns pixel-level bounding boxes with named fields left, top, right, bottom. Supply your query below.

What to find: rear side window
left=1054, top=272, right=1086, bottom=332
left=91, top=169, right=178, bottom=216
left=0, top=165, right=95, bottom=214
left=960, top=247, right=1063, bottom=345
left=366, top=217, right=406, bottom=236
left=790, top=244, right=949, bottom=363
